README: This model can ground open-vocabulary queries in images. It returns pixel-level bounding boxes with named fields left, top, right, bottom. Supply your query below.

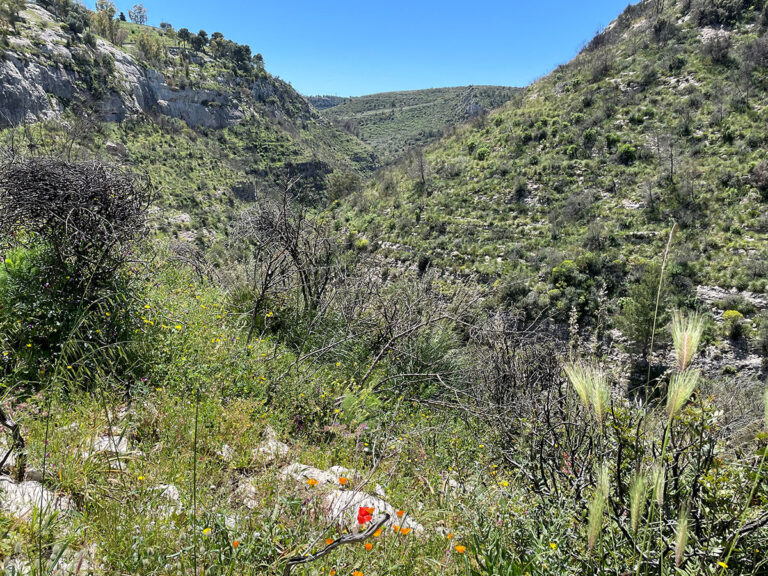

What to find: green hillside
left=343, top=0, right=768, bottom=327
left=317, top=86, right=520, bottom=163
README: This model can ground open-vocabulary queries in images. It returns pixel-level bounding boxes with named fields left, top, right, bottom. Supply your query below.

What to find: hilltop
left=314, top=86, right=519, bottom=163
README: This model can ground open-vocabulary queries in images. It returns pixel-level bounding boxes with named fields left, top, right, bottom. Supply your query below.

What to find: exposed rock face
left=0, top=53, right=73, bottom=125
left=145, top=69, right=245, bottom=129
left=0, top=5, right=246, bottom=129
left=696, top=285, right=768, bottom=311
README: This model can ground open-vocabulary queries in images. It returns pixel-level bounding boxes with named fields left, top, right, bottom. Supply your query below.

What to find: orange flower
left=365, top=542, right=373, bottom=551
left=307, top=478, right=319, bottom=487
left=329, top=571, right=337, bottom=576
left=393, top=525, right=400, bottom=533
left=455, top=545, right=467, bottom=554
left=400, top=527, right=411, bottom=535
left=338, top=477, right=348, bottom=485
left=232, top=540, right=240, bottom=548
left=446, top=533, right=454, bottom=539
left=326, top=538, right=334, bottom=546
left=373, top=528, right=382, bottom=538
left=396, top=509, right=405, bottom=518
left=353, top=571, right=363, bottom=576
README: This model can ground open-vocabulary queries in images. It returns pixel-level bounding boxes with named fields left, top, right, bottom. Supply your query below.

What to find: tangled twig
left=283, top=513, right=390, bottom=576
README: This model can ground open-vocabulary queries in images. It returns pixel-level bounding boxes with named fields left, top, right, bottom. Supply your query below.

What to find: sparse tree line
left=2, top=1, right=265, bottom=73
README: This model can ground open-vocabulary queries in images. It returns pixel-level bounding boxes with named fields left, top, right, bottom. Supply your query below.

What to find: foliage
left=127, top=3, right=147, bottom=25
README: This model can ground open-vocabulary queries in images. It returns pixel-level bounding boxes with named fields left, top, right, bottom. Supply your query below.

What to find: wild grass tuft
left=564, top=363, right=610, bottom=423
left=587, top=466, right=609, bottom=553
left=666, top=371, right=700, bottom=420
left=669, top=311, right=705, bottom=372
left=674, top=505, right=689, bottom=567
left=629, top=472, right=647, bottom=535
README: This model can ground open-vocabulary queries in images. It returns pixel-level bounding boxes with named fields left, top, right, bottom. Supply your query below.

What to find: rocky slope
left=340, top=0, right=768, bottom=378
left=0, top=4, right=377, bottom=243
left=0, top=5, right=341, bottom=132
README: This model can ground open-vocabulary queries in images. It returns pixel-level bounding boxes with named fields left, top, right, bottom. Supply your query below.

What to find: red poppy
left=357, top=506, right=374, bottom=524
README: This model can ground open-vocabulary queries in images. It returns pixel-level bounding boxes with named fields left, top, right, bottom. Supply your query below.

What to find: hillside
left=315, top=86, right=520, bottom=163
left=0, top=2, right=376, bottom=240
left=306, top=95, right=349, bottom=110
left=343, top=0, right=768, bottom=368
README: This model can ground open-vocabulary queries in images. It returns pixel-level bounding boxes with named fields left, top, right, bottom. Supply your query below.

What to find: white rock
left=0, top=476, right=73, bottom=518
left=280, top=463, right=336, bottom=486
left=323, top=490, right=424, bottom=534
left=253, top=439, right=289, bottom=463
left=236, top=477, right=260, bottom=510
left=218, top=444, right=234, bottom=462
left=91, top=434, right=129, bottom=455
left=327, top=466, right=360, bottom=482
left=155, top=484, right=182, bottom=513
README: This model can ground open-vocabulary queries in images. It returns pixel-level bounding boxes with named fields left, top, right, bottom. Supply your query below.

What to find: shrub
left=723, top=309, right=746, bottom=340
left=702, top=30, right=731, bottom=63
left=617, top=143, right=637, bottom=165
left=750, top=161, right=768, bottom=198
left=0, top=156, right=153, bottom=286
left=693, top=0, right=750, bottom=27
left=475, top=147, right=490, bottom=161
left=756, top=312, right=768, bottom=357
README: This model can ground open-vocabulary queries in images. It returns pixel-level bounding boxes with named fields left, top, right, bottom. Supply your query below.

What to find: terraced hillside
left=316, top=86, right=520, bottom=163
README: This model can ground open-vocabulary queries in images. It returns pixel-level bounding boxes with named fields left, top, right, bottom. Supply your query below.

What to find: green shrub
left=723, top=309, right=745, bottom=340
left=617, top=143, right=637, bottom=165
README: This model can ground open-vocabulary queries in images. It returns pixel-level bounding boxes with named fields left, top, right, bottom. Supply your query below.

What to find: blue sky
left=111, top=1, right=635, bottom=96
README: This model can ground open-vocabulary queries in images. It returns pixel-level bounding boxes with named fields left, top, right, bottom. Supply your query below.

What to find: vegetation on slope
left=340, top=0, right=768, bottom=358
left=316, top=86, right=520, bottom=163
left=0, top=0, right=376, bottom=244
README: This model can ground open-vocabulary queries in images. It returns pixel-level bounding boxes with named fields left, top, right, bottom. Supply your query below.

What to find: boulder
left=323, top=490, right=424, bottom=534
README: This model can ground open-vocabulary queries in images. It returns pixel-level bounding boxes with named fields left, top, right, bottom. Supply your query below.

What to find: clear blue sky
left=110, top=1, right=635, bottom=97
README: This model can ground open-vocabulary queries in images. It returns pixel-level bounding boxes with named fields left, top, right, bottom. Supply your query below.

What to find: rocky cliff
left=0, top=5, right=314, bottom=130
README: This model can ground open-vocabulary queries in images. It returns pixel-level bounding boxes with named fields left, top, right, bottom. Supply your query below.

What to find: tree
left=177, top=27, right=191, bottom=48
left=618, top=262, right=669, bottom=357
left=95, top=0, right=116, bottom=17
left=197, top=29, right=208, bottom=45
left=159, top=21, right=172, bottom=30
left=128, top=3, right=147, bottom=25
left=137, top=30, right=164, bottom=64
left=91, top=3, right=119, bottom=44
left=118, top=11, right=125, bottom=21
left=253, top=52, right=264, bottom=69
left=231, top=43, right=251, bottom=68
left=189, top=33, right=206, bottom=52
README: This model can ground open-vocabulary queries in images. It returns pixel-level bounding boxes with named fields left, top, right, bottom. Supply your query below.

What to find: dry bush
left=0, top=154, right=152, bottom=285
